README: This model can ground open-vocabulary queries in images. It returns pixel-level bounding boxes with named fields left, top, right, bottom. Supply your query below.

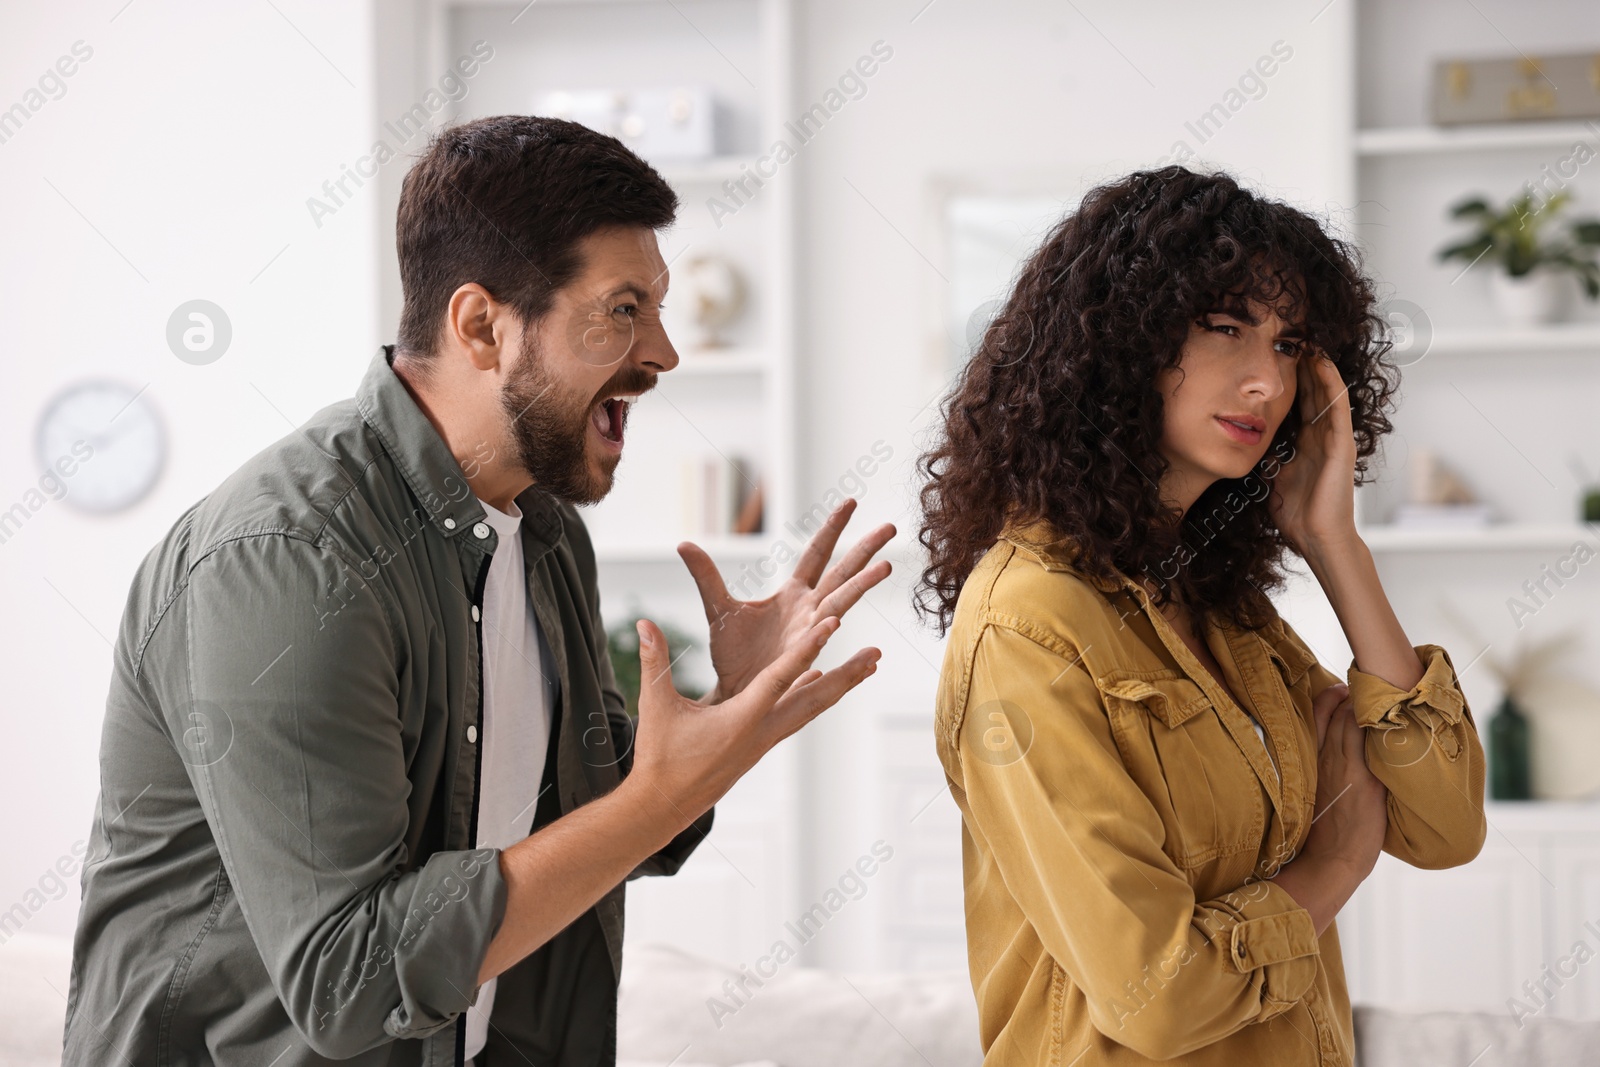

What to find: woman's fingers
left=1298, top=350, right=1320, bottom=424
left=1312, top=681, right=1349, bottom=751
left=1309, top=353, right=1351, bottom=430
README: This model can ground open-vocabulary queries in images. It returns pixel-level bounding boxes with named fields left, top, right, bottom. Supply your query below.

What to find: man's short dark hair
left=395, top=114, right=679, bottom=356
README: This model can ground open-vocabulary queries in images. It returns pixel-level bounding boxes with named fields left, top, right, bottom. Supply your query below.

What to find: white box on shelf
left=536, top=87, right=717, bottom=164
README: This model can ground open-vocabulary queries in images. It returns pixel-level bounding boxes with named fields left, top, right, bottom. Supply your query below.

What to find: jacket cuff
left=1348, top=643, right=1465, bottom=732
left=1227, top=880, right=1320, bottom=973
left=1224, top=880, right=1319, bottom=1016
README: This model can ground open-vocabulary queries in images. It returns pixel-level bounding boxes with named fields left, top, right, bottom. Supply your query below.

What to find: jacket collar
left=1001, top=517, right=1139, bottom=597
left=1001, top=517, right=1272, bottom=654
left=355, top=345, right=562, bottom=546
left=1003, top=518, right=1297, bottom=816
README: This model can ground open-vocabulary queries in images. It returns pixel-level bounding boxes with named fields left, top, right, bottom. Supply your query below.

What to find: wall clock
left=35, top=379, right=165, bottom=513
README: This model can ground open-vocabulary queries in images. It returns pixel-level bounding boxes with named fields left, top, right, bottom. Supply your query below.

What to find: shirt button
left=473, top=522, right=491, bottom=539
left=443, top=517, right=456, bottom=530
left=466, top=725, right=478, bottom=743
left=471, top=605, right=481, bottom=622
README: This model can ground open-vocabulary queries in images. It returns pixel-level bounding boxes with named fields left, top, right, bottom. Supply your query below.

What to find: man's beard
left=499, top=331, right=653, bottom=506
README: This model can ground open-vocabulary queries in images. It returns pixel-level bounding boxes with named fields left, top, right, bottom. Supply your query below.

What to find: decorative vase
left=1488, top=694, right=1532, bottom=800
left=1488, top=268, right=1569, bottom=327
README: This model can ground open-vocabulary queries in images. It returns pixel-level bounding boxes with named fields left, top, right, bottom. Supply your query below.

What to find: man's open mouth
left=590, top=394, right=637, bottom=446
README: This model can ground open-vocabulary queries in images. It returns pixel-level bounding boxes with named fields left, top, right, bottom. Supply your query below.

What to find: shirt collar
left=355, top=345, right=561, bottom=545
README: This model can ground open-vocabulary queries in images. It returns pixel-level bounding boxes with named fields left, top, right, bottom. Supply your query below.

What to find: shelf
left=1483, top=798, right=1600, bottom=832
left=1360, top=522, right=1600, bottom=552
left=1355, top=120, right=1600, bottom=156
left=593, top=534, right=775, bottom=564
left=1420, top=323, right=1600, bottom=358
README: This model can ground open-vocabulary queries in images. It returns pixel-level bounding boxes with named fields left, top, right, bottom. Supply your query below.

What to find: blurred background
left=5, top=0, right=1600, bottom=1063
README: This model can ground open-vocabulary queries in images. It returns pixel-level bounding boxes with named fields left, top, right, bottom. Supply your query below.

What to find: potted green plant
left=606, top=613, right=701, bottom=717
left=1437, top=190, right=1600, bottom=326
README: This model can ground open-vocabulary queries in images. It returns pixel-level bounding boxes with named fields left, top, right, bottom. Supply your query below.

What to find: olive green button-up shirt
left=934, top=520, right=1487, bottom=1065
left=64, top=346, right=710, bottom=1066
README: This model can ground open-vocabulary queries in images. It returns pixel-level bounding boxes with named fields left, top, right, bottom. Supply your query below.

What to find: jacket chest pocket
left=1096, top=669, right=1267, bottom=871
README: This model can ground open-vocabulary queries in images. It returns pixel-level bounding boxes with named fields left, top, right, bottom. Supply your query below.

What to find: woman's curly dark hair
left=916, top=166, right=1399, bottom=634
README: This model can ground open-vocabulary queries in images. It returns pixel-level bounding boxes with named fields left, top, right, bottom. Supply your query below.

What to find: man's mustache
left=590, top=368, right=657, bottom=407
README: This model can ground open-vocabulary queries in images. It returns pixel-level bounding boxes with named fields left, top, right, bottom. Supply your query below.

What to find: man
left=63, top=115, right=892, bottom=1066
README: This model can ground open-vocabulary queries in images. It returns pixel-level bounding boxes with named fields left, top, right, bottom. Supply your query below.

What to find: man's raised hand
left=676, top=497, right=895, bottom=704
left=628, top=614, right=881, bottom=825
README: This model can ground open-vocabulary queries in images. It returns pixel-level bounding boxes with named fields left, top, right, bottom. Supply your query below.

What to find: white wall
left=0, top=2, right=379, bottom=940
left=0, top=0, right=1357, bottom=969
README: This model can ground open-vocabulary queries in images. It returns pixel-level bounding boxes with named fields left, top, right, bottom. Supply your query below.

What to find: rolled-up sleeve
left=1323, top=641, right=1487, bottom=870
left=148, top=534, right=508, bottom=1059
left=953, top=624, right=1318, bottom=1061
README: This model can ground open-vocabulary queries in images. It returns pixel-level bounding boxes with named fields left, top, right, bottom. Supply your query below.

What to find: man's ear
left=445, top=283, right=508, bottom=371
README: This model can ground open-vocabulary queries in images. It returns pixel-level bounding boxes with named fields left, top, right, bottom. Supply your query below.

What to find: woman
left=917, top=167, right=1486, bottom=1066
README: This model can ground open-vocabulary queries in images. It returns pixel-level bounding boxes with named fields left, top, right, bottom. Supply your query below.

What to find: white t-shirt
left=464, top=497, right=554, bottom=1061
left=1251, top=717, right=1279, bottom=782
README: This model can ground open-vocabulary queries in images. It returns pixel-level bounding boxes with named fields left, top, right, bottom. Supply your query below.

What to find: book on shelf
left=681, top=455, right=763, bottom=537
left=1391, top=503, right=1494, bottom=528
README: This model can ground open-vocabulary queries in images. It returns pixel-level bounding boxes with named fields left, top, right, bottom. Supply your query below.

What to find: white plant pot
left=1488, top=268, right=1570, bottom=327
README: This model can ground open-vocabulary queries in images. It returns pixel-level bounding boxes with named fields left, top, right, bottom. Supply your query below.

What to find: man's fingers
left=635, top=619, right=679, bottom=710
left=815, top=522, right=897, bottom=600
left=751, top=616, right=841, bottom=704
left=677, top=541, right=733, bottom=618
left=790, top=498, right=858, bottom=589
left=770, top=647, right=881, bottom=738
left=787, top=668, right=824, bottom=693
left=816, top=558, right=893, bottom=620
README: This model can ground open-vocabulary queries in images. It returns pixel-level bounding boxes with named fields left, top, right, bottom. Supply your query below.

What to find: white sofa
left=0, top=934, right=72, bottom=1067
left=617, top=943, right=982, bottom=1067
left=7, top=933, right=1598, bottom=1066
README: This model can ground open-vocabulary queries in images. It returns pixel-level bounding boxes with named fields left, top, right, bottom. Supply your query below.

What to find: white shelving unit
left=1339, top=0, right=1600, bottom=1018
left=1355, top=120, right=1600, bottom=157
left=658, top=154, right=762, bottom=184
left=411, top=0, right=803, bottom=969
left=1421, top=323, right=1600, bottom=358
left=593, top=533, right=773, bottom=565
left=1359, top=521, right=1600, bottom=553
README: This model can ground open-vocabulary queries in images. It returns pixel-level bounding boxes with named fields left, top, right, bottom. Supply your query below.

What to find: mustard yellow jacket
left=933, top=520, right=1487, bottom=1065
